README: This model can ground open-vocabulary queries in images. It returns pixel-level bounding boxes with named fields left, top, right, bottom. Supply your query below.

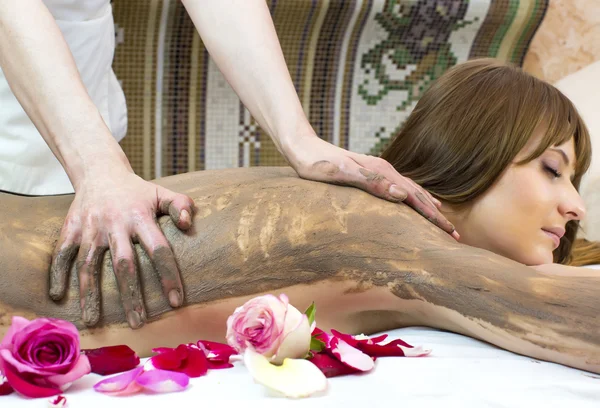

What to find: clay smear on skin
left=0, top=168, right=597, bottom=359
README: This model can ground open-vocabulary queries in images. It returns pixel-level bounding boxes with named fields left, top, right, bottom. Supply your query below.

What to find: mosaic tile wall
left=111, top=0, right=550, bottom=180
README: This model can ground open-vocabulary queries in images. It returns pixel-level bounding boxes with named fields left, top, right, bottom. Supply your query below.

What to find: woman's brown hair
left=380, top=58, right=600, bottom=266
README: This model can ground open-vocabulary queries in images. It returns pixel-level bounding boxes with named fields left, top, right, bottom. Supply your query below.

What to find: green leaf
left=309, top=337, right=326, bottom=353
left=304, top=302, right=317, bottom=326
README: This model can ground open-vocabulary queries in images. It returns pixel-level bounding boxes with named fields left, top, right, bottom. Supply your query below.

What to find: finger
left=157, top=188, right=195, bottom=231
left=406, top=178, right=441, bottom=208
left=75, top=236, right=107, bottom=327
left=49, top=224, right=80, bottom=301
left=403, top=190, right=457, bottom=236
left=108, top=232, right=146, bottom=329
left=135, top=220, right=184, bottom=308
left=406, top=179, right=441, bottom=210
left=360, top=157, right=446, bottom=221
left=353, top=167, right=409, bottom=202
left=49, top=214, right=82, bottom=300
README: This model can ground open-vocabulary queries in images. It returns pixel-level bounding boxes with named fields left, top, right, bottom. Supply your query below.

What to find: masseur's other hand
left=49, top=169, right=195, bottom=329
left=286, top=134, right=459, bottom=240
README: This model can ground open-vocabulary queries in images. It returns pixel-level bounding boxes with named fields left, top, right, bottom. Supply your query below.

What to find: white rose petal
left=244, top=348, right=328, bottom=399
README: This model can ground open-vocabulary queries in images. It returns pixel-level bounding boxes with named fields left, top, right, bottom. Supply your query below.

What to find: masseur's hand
left=0, top=1, right=195, bottom=329
left=49, top=169, right=195, bottom=329
left=181, top=0, right=458, bottom=241
left=285, top=134, right=459, bottom=240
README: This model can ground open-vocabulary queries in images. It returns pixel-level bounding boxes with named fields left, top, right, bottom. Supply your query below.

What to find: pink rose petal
left=329, top=337, right=374, bottom=372
left=93, top=366, right=144, bottom=395
left=2, top=361, right=60, bottom=398
left=308, top=352, right=361, bottom=378
left=46, top=355, right=91, bottom=389
left=135, top=369, right=189, bottom=393
left=0, top=316, right=30, bottom=348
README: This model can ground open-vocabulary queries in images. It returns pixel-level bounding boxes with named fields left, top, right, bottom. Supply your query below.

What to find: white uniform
left=0, top=0, right=127, bottom=195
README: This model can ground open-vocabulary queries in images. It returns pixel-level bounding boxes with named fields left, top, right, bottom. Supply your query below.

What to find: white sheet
left=4, top=326, right=599, bottom=408
left=7, top=265, right=600, bottom=407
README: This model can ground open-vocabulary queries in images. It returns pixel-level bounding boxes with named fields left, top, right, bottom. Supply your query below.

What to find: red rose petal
left=151, top=345, right=208, bottom=378
left=329, top=329, right=430, bottom=357
left=197, top=340, right=237, bottom=369
left=307, top=352, right=361, bottom=378
left=329, top=337, right=374, bottom=372
left=151, top=347, right=174, bottom=355
left=48, top=395, right=67, bottom=407
left=82, top=345, right=140, bottom=376
left=206, top=361, right=234, bottom=370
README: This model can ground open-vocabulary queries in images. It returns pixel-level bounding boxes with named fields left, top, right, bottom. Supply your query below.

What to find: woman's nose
left=559, top=184, right=587, bottom=221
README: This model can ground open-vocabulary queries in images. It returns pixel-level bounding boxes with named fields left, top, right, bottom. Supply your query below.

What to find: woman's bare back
left=0, top=167, right=598, bottom=374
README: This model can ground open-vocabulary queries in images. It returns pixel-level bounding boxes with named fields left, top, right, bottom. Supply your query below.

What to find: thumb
left=157, top=187, right=195, bottom=230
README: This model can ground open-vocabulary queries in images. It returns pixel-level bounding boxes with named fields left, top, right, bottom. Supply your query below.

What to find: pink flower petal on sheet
left=135, top=369, right=189, bottom=393
left=93, top=366, right=144, bottom=395
left=307, top=352, right=361, bottom=378
left=329, top=337, right=374, bottom=372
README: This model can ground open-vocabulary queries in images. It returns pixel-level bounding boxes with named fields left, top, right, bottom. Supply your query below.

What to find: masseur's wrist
left=274, top=112, right=321, bottom=170
left=51, top=108, right=134, bottom=193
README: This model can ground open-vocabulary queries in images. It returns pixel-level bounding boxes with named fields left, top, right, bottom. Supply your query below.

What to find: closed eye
left=544, top=165, right=562, bottom=178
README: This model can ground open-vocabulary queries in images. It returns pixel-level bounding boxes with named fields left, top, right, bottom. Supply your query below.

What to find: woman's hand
left=284, top=134, right=459, bottom=240
left=49, top=168, right=195, bottom=329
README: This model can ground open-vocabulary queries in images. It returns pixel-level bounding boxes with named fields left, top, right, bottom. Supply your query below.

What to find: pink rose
left=226, top=294, right=311, bottom=364
left=0, top=317, right=91, bottom=398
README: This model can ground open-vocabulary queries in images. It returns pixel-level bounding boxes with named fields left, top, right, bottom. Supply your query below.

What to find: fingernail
left=180, top=209, right=190, bottom=225
left=127, top=310, right=142, bottom=328
left=452, top=230, right=460, bottom=241
left=82, top=309, right=89, bottom=324
left=169, top=289, right=182, bottom=307
left=389, top=185, right=407, bottom=200
left=433, top=198, right=442, bottom=207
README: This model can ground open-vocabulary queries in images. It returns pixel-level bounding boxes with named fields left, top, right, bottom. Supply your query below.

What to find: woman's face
left=448, top=131, right=586, bottom=265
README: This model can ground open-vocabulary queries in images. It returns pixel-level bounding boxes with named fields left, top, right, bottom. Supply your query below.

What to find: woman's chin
left=515, top=246, right=554, bottom=267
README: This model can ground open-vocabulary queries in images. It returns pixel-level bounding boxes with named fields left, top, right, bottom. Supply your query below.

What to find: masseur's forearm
left=181, top=0, right=311, bottom=156
left=0, top=1, right=130, bottom=190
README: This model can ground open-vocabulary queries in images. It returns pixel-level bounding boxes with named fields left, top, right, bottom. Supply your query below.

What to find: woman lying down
left=1, top=59, right=599, bottom=375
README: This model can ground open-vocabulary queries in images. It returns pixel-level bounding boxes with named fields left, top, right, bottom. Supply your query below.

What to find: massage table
left=7, top=265, right=600, bottom=408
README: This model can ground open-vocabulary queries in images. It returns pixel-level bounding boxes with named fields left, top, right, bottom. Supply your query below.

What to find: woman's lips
left=542, top=230, right=561, bottom=250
